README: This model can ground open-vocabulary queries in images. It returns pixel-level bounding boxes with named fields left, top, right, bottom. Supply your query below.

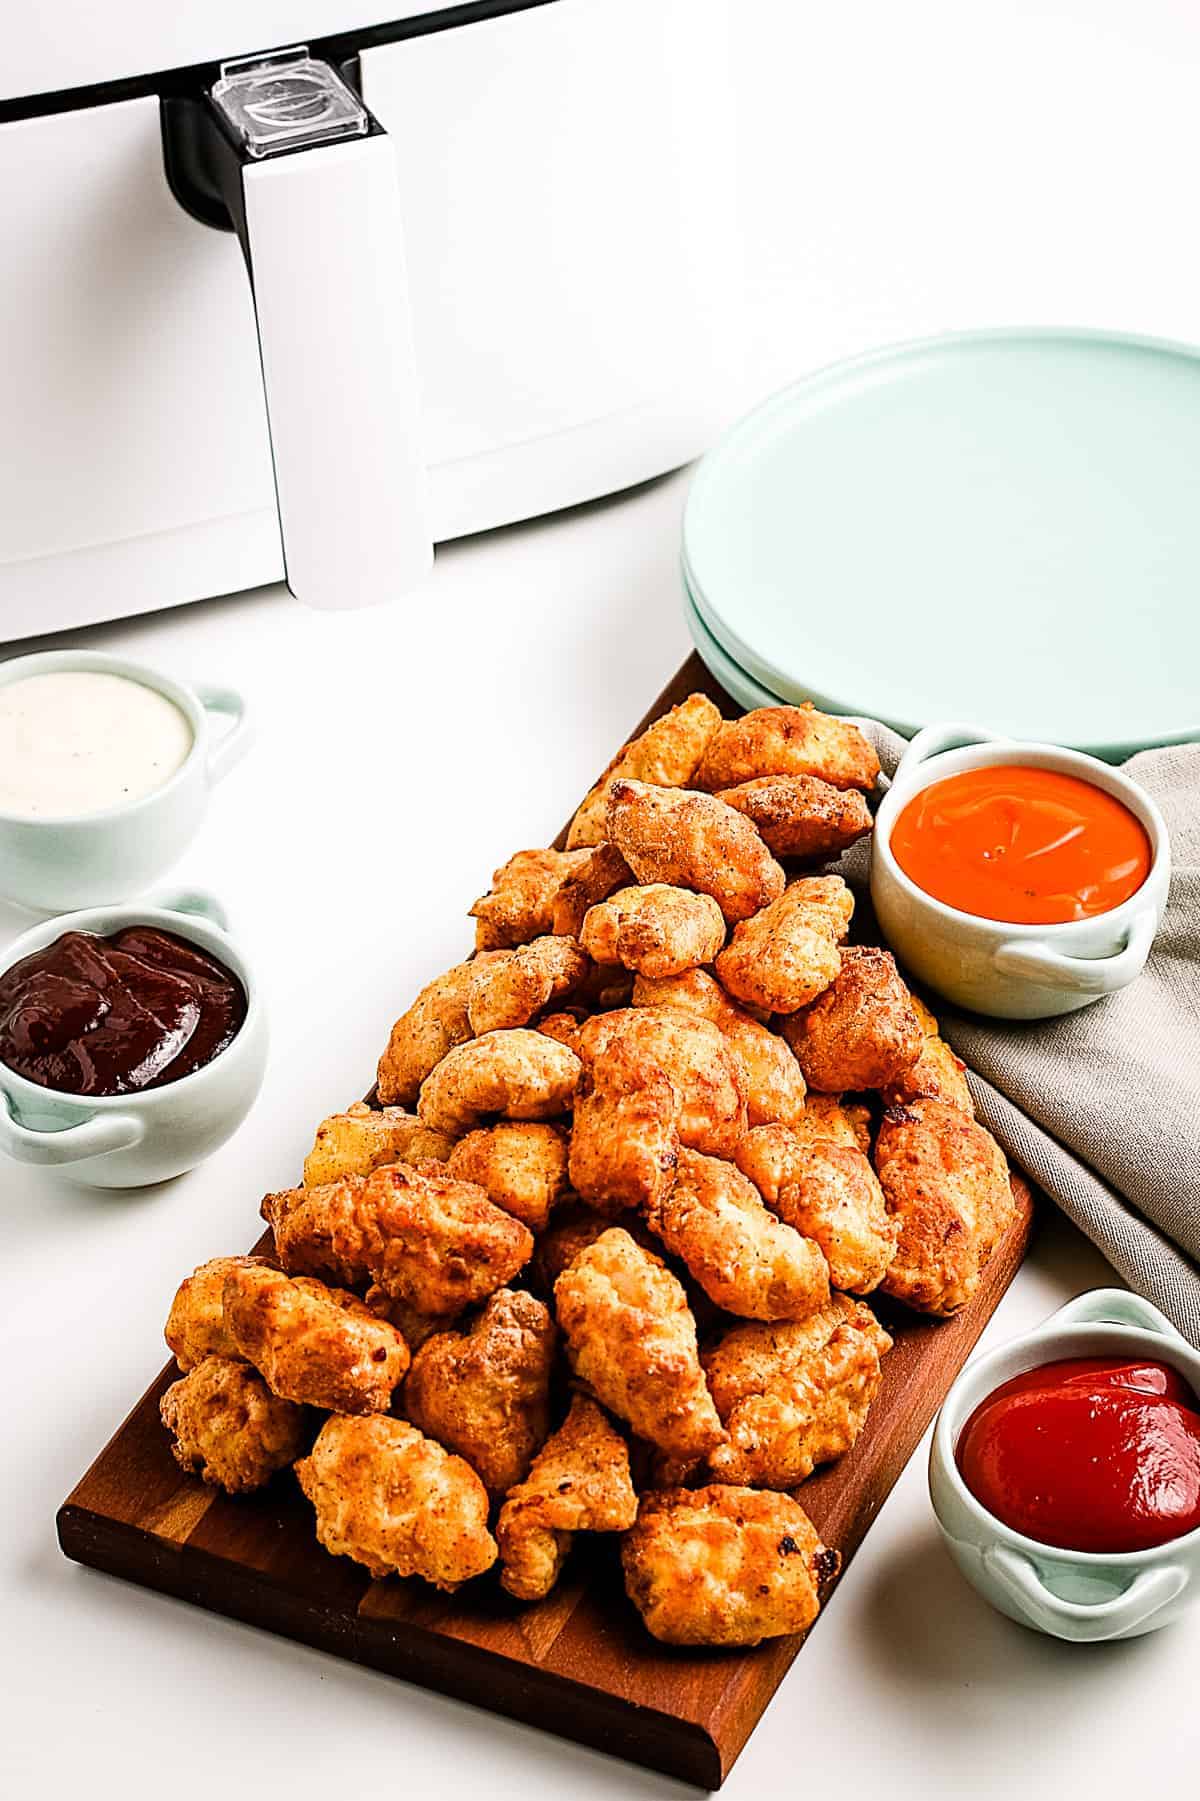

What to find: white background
left=3, top=2, right=1199, bottom=1795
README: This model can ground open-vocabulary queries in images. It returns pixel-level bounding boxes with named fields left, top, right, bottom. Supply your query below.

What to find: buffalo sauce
left=957, top=1356, right=1200, bottom=1553
left=890, top=764, right=1151, bottom=924
left=0, top=927, right=245, bottom=1096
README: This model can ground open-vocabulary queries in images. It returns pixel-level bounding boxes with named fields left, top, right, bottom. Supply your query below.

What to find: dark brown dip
left=0, top=927, right=246, bottom=1096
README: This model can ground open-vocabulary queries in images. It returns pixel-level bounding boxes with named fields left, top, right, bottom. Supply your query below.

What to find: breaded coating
left=694, top=703, right=880, bottom=794
left=296, top=1414, right=497, bottom=1589
left=263, top=1162, right=533, bottom=1315
left=376, top=958, right=483, bottom=1107
left=447, top=1121, right=569, bottom=1232
left=469, top=847, right=594, bottom=951
left=703, top=1296, right=893, bottom=1488
left=223, top=1264, right=409, bottom=1414
left=715, top=876, right=853, bottom=1013
left=532, top=1201, right=658, bottom=1288
left=418, top=1028, right=581, bottom=1136
left=621, top=1485, right=837, bottom=1647
left=797, top=1091, right=873, bottom=1154
left=648, top=1149, right=830, bottom=1322
left=160, top=1356, right=306, bottom=1494
left=554, top=1229, right=725, bottom=1458
left=881, top=995, right=973, bottom=1113
left=632, top=969, right=807, bottom=1129
left=716, top=774, right=873, bottom=861
left=577, top=1008, right=747, bottom=1157
left=497, top=1396, right=637, bottom=1600
left=535, top=1009, right=586, bottom=1056
left=566, top=692, right=723, bottom=849
left=876, top=1098, right=1016, bottom=1316
left=569, top=1056, right=679, bottom=1215
left=735, top=1124, right=898, bottom=1295
left=606, top=779, right=785, bottom=924
left=303, top=1101, right=454, bottom=1186
left=783, top=945, right=923, bottom=1091
left=580, top=883, right=725, bottom=979
left=165, top=1255, right=271, bottom=1371
left=364, top=1285, right=446, bottom=1351
left=550, top=843, right=633, bottom=936
left=465, top=935, right=589, bottom=1034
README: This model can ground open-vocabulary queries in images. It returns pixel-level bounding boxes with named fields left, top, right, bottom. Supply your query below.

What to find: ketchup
left=957, top=1356, right=1200, bottom=1553
left=0, top=927, right=246, bottom=1096
left=891, top=765, right=1151, bottom=925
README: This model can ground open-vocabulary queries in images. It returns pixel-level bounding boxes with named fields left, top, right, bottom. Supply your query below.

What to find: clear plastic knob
left=211, top=48, right=369, bottom=159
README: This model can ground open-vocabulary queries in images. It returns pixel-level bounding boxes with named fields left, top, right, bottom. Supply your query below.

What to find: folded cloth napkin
left=851, top=727, right=1200, bottom=1349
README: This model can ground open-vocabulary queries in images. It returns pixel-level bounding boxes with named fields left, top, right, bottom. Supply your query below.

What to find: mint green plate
left=682, top=328, right=1200, bottom=759
left=683, top=576, right=785, bottom=711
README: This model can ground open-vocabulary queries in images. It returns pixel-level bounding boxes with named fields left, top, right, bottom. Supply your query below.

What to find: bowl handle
left=983, top=1543, right=1187, bottom=1642
left=146, top=887, right=231, bottom=933
left=195, top=683, right=254, bottom=785
left=0, top=1096, right=144, bottom=1167
left=892, top=721, right=1013, bottom=785
left=992, top=906, right=1157, bottom=995
left=1044, top=1287, right=1184, bottom=1339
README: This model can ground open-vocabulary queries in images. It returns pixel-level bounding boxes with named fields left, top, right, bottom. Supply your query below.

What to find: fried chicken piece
left=566, top=693, right=723, bottom=849
left=403, top=1288, right=555, bottom=1495
left=465, top=935, right=590, bottom=1034
left=497, top=1396, right=637, bottom=1600
left=881, top=995, right=973, bottom=1113
left=799, top=1091, right=873, bottom=1154
left=735, top=1123, right=898, bottom=1294
left=418, top=1028, right=581, bottom=1136
left=621, top=1485, right=837, bottom=1647
left=578, top=1008, right=747, bottom=1157
left=876, top=1098, right=1015, bottom=1315
left=550, top=843, right=633, bottom=936
left=554, top=1228, right=725, bottom=1458
left=165, top=1255, right=271, bottom=1371
left=263, top=1162, right=533, bottom=1315
left=296, top=1415, right=497, bottom=1589
left=470, top=847, right=595, bottom=951
left=580, top=883, right=725, bottom=979
left=364, top=1285, right=446, bottom=1351
left=715, top=876, right=853, bottom=1013
left=446, top=1121, right=569, bottom=1232
left=222, top=1264, right=409, bottom=1414
left=632, top=969, right=807, bottom=1128
left=303, top=1101, right=455, bottom=1186
left=376, top=958, right=488, bottom=1108
left=702, top=1296, right=893, bottom=1488
left=716, top=774, right=873, bottom=861
left=569, top=1059, right=680, bottom=1216
left=648, top=1149, right=830, bottom=1322
left=535, top=1010, right=586, bottom=1056
left=782, top=945, right=923, bottom=1091
left=606, top=779, right=785, bottom=924
left=694, top=703, right=880, bottom=794
left=160, top=1356, right=306, bottom=1494
left=530, top=1201, right=655, bottom=1287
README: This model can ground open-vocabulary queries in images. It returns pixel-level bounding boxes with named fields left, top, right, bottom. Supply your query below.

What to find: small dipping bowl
left=0, top=648, right=253, bottom=914
left=870, top=722, right=1171, bottom=1019
left=929, top=1289, right=1200, bottom=1641
left=0, top=891, right=267, bottom=1188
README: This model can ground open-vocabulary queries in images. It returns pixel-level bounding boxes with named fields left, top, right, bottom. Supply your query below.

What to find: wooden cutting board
left=58, top=656, right=1037, bottom=1789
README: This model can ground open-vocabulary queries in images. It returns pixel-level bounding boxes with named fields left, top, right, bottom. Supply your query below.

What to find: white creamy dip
left=0, top=671, right=194, bottom=818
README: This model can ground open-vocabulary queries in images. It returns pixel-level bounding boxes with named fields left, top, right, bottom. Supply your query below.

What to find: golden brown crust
left=577, top=1008, right=747, bottom=1158
left=566, top=693, right=723, bottom=849
left=694, top=704, right=880, bottom=794
left=165, top=1255, right=272, bottom=1371
left=631, top=968, right=807, bottom=1129
left=469, top=848, right=594, bottom=950
left=497, top=1395, right=637, bottom=1600
left=447, top=1121, right=569, bottom=1232
left=606, top=779, right=785, bottom=924
left=735, top=1124, right=898, bottom=1295
left=418, top=1029, right=582, bottom=1136
left=303, top=1102, right=454, bottom=1186
left=531, top=1201, right=657, bottom=1289
left=621, top=1484, right=835, bottom=1646
left=223, top=1265, right=409, bottom=1414
left=376, top=958, right=498, bottom=1108
left=782, top=945, right=923, bottom=1091
left=715, top=876, right=853, bottom=1013
left=550, top=843, right=633, bottom=935
left=881, top=995, right=974, bottom=1112
left=363, top=1286, right=447, bottom=1351
left=554, top=1228, right=725, bottom=1458
left=296, top=1414, right=497, bottom=1588
left=715, top=775, right=873, bottom=861
left=464, top=935, right=590, bottom=1035
left=160, top=1356, right=306, bottom=1494
left=796, top=1092, right=873, bottom=1153
left=580, top=883, right=726, bottom=980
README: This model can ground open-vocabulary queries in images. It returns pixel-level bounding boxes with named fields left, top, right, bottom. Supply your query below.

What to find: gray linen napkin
left=850, top=727, right=1200, bottom=1348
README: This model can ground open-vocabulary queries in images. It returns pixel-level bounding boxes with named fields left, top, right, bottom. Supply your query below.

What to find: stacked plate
left=682, top=329, right=1200, bottom=761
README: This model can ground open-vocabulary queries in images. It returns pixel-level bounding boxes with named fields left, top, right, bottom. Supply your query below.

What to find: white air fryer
left=0, top=0, right=738, bottom=631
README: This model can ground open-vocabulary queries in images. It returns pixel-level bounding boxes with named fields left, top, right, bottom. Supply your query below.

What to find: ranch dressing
left=0, top=671, right=193, bottom=818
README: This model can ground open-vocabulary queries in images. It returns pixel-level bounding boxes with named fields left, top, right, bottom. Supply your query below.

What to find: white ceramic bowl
left=870, top=722, right=1170, bottom=1019
left=0, top=891, right=267, bottom=1188
left=0, top=648, right=253, bottom=914
left=930, top=1289, right=1200, bottom=1642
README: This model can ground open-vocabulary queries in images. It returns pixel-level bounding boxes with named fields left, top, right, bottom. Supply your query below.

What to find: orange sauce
left=890, top=764, right=1151, bottom=924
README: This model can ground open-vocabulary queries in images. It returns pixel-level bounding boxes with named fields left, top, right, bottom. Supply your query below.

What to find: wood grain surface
left=58, top=656, right=1039, bottom=1789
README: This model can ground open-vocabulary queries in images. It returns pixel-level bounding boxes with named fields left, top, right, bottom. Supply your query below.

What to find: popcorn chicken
left=403, top=1289, right=556, bottom=1495
left=165, top=1254, right=271, bottom=1371
left=632, top=968, right=807, bottom=1128
left=715, top=876, right=853, bottom=1013
left=376, top=959, right=486, bottom=1107
left=497, top=1396, right=637, bottom=1600
left=695, top=703, right=880, bottom=793
left=554, top=1228, right=725, bottom=1458
left=550, top=843, right=633, bottom=936
left=303, top=1101, right=454, bottom=1186
left=465, top=935, right=590, bottom=1034
left=621, top=1485, right=837, bottom=1647
left=577, top=1008, right=746, bottom=1158
left=881, top=995, right=973, bottom=1113
left=470, top=848, right=596, bottom=951
left=606, top=779, right=785, bottom=924
left=296, top=1414, right=497, bottom=1589
left=715, top=774, right=873, bottom=861
left=567, top=692, right=723, bottom=849
left=160, top=1356, right=306, bottom=1494
left=223, top=1264, right=410, bottom=1414
left=364, top=1286, right=446, bottom=1352
left=535, top=1010, right=586, bottom=1056
left=580, top=883, right=725, bottom=979
left=797, top=1091, right=873, bottom=1154
left=648, top=1149, right=830, bottom=1322
left=782, top=945, right=923, bottom=1091
left=418, top=1029, right=581, bottom=1136
left=447, top=1121, right=569, bottom=1232
left=735, top=1123, right=898, bottom=1295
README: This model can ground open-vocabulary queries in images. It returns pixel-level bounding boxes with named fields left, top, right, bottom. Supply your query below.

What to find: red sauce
left=891, top=764, right=1151, bottom=924
left=0, top=927, right=245, bottom=1097
left=957, top=1356, right=1200, bottom=1553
